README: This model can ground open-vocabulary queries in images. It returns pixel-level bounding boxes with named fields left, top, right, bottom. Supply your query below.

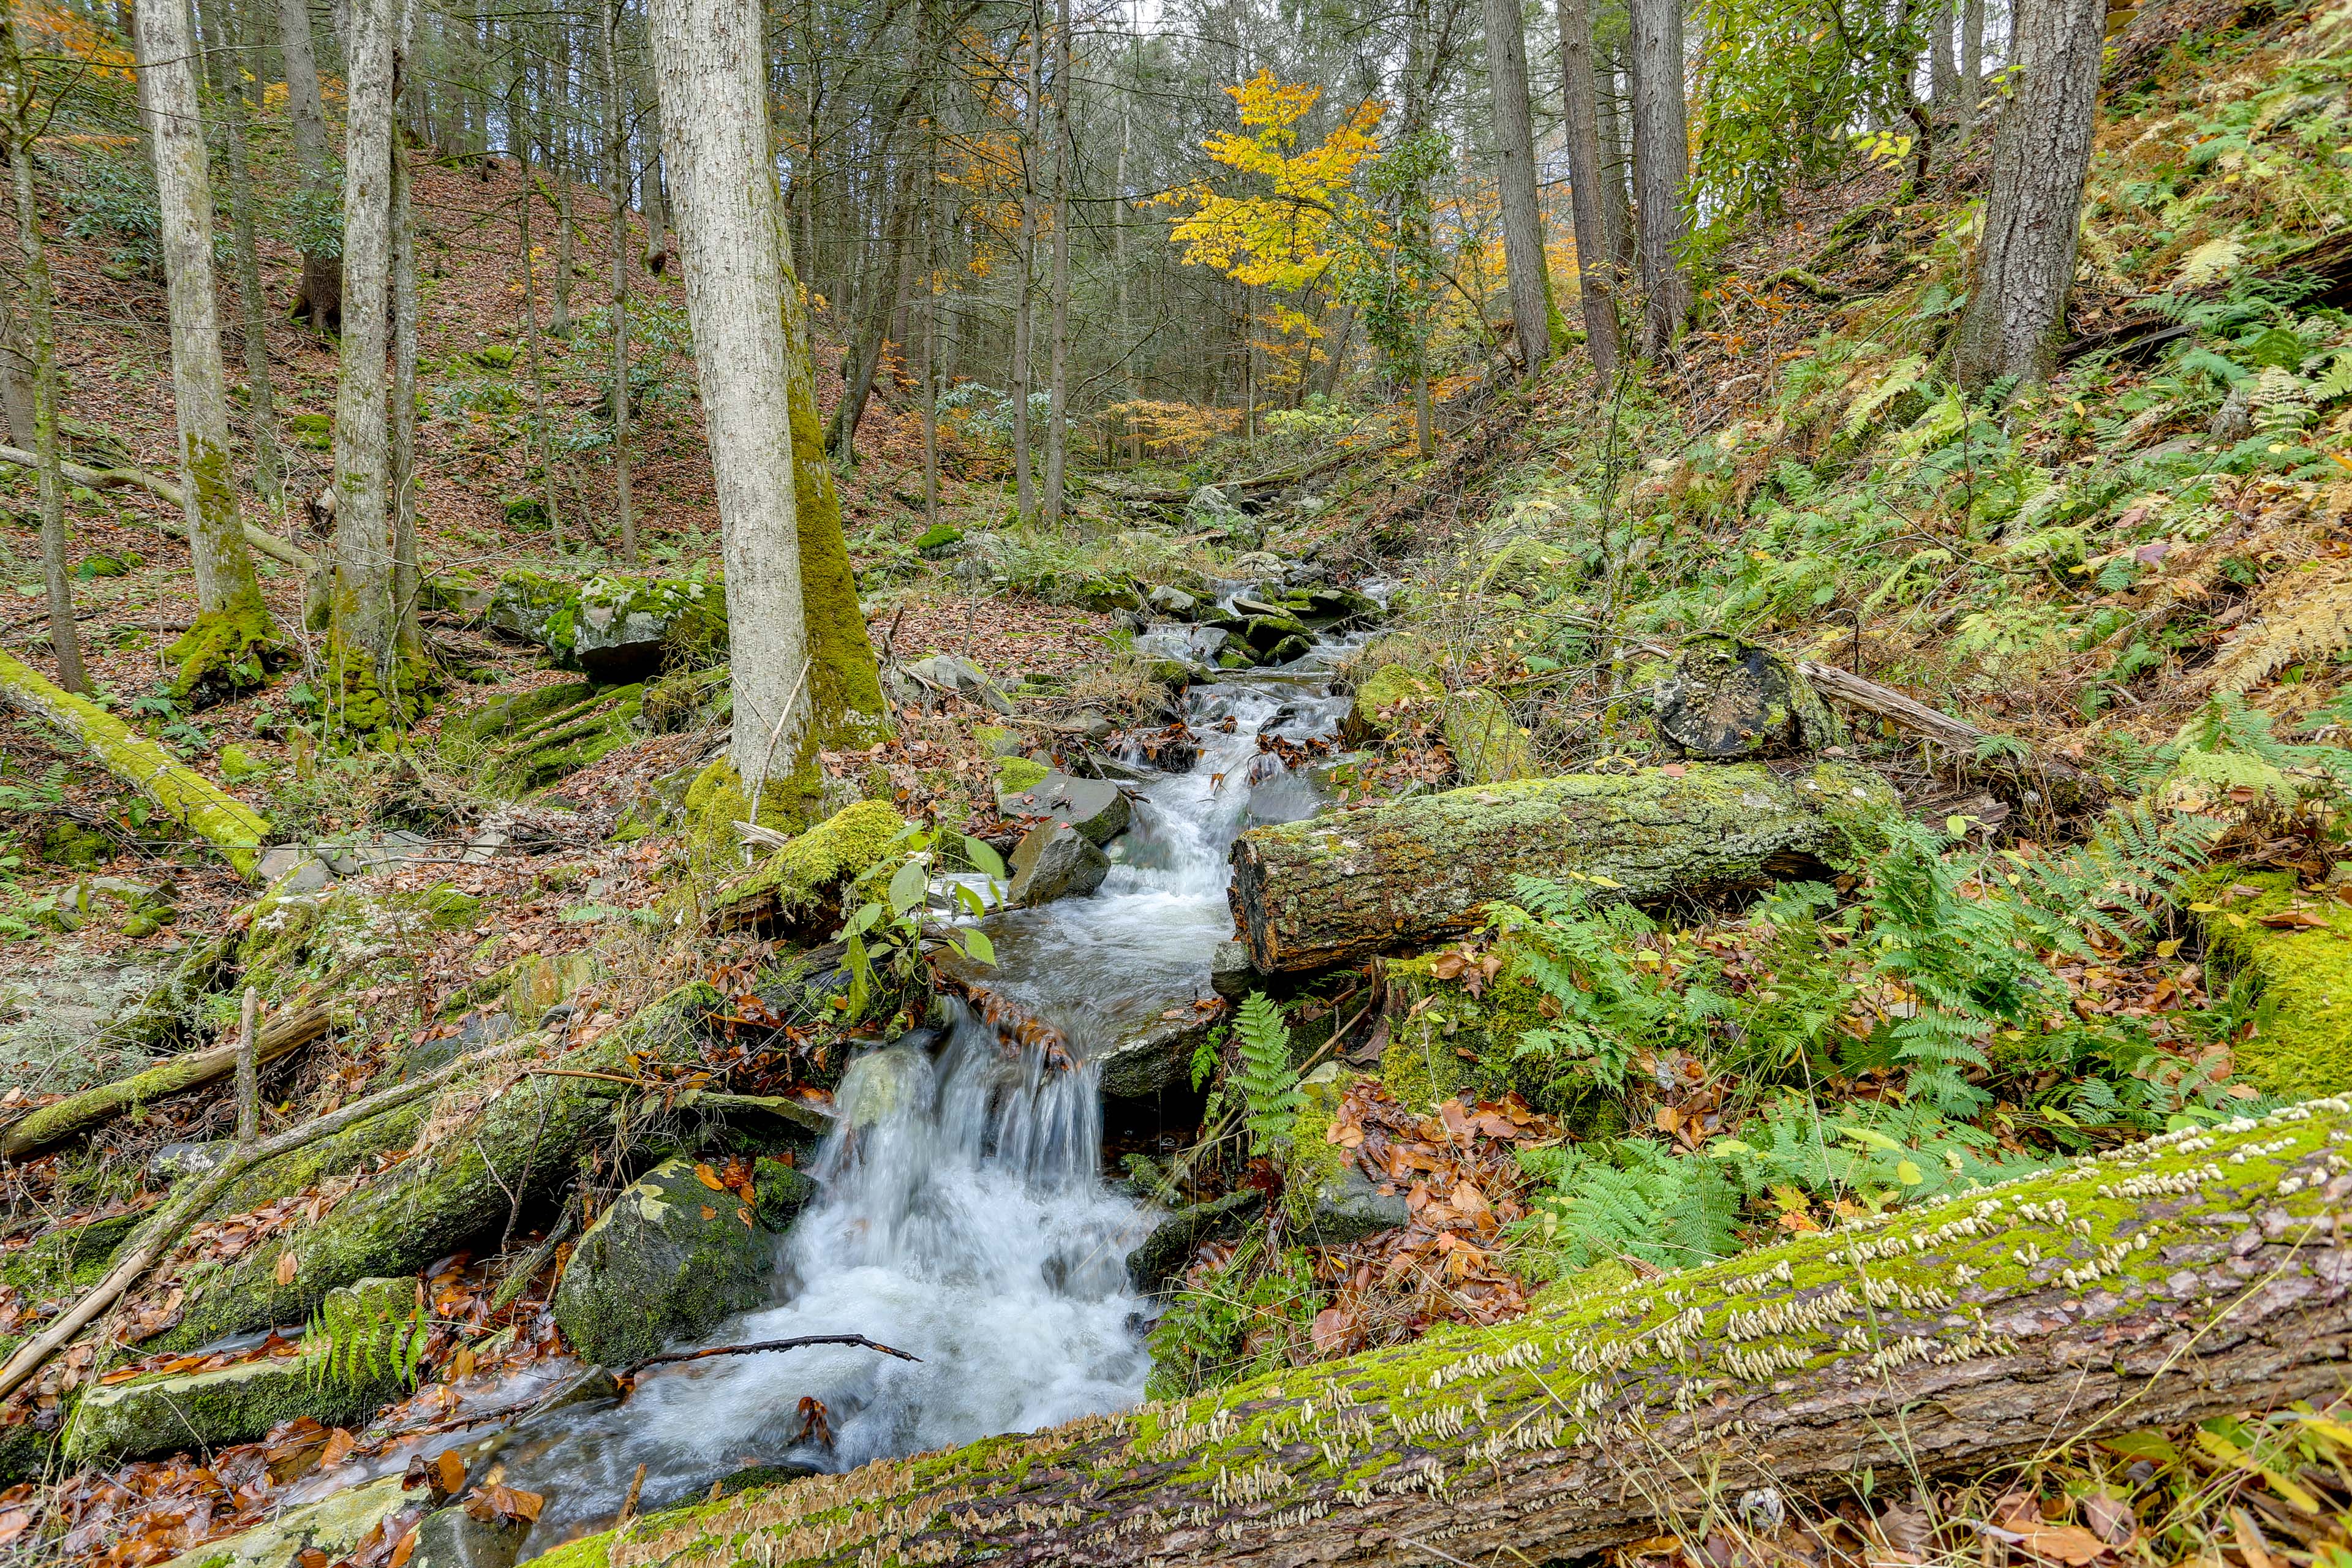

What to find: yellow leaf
left=2156, top=939, right=2181, bottom=957
left=1894, top=1159, right=1923, bottom=1186
left=274, top=1250, right=300, bottom=1286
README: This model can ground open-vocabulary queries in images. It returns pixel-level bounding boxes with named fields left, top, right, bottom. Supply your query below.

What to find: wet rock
left=67, top=1277, right=420, bottom=1461
left=257, top=845, right=335, bottom=894
left=551, top=1157, right=782, bottom=1368
left=1649, top=634, right=1840, bottom=760
left=1288, top=586, right=1381, bottom=627
left=149, top=1140, right=234, bottom=1182
left=409, top=1502, right=528, bottom=1568
left=752, top=1158, right=820, bottom=1232
left=1293, top=1163, right=1411, bottom=1245
left=1210, top=941, right=1256, bottom=1001
left=1265, top=633, right=1314, bottom=665
left=1240, top=613, right=1311, bottom=655
left=1126, top=1189, right=1261, bottom=1293
left=995, top=771, right=1131, bottom=845
left=156, top=1474, right=410, bottom=1568
left=1006, top=822, right=1110, bottom=908
left=1145, top=584, right=1199, bottom=619
left=1099, top=1008, right=1219, bottom=1099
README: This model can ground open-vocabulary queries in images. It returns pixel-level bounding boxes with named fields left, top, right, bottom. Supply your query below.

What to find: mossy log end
left=1227, top=762, right=1896, bottom=973
left=0, top=648, right=271, bottom=878
left=150, top=984, right=722, bottom=1351
left=0, top=1005, right=328, bottom=1161
left=543, top=1101, right=2352, bottom=1568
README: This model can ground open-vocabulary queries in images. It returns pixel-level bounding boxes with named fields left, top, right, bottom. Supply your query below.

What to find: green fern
left=304, top=1286, right=429, bottom=1395
left=1518, top=1139, right=1740, bottom=1275
left=1233, top=993, right=1303, bottom=1157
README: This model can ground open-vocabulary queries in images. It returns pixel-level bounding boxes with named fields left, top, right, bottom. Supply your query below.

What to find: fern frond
left=1234, top=992, right=1303, bottom=1156
left=2204, top=560, right=2352, bottom=695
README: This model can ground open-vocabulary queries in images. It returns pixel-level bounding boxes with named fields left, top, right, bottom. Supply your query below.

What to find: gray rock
left=994, top=771, right=1131, bottom=845
left=1099, top=1007, right=1220, bottom=1099
left=1649, top=633, right=1842, bottom=760
left=1126, top=1189, right=1261, bottom=1293
left=903, top=654, right=1016, bottom=715
left=1229, top=550, right=1286, bottom=582
left=329, top=829, right=435, bottom=877
left=258, top=846, right=335, bottom=894
left=1070, top=709, right=1115, bottom=742
left=551, top=1158, right=783, bottom=1368
left=1006, top=822, right=1110, bottom=908
left=485, top=571, right=727, bottom=684
left=1210, top=941, right=1256, bottom=1001
left=1145, top=584, right=1199, bottom=619
left=156, top=1475, right=410, bottom=1568
left=149, top=1140, right=234, bottom=1182
left=409, top=1503, right=529, bottom=1568
left=2211, top=383, right=2255, bottom=441
left=1294, top=1163, right=1411, bottom=1245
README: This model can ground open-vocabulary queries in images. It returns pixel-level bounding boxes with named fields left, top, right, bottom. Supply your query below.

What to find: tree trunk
left=1953, top=0, right=2102, bottom=393
left=390, top=58, right=426, bottom=675
left=1011, top=9, right=1041, bottom=524
left=1555, top=0, right=1623, bottom=379
left=1596, top=36, right=1635, bottom=273
left=1042, top=0, right=1072, bottom=526
left=552, top=34, right=577, bottom=340
left=1482, top=0, right=1553, bottom=375
left=1960, top=0, right=1986, bottom=138
left=0, top=649, right=270, bottom=878
left=573, top=1102, right=2352, bottom=1568
left=1627, top=0, right=1692, bottom=357
left=276, top=0, right=339, bottom=331
left=641, top=101, right=669, bottom=274
left=325, top=0, right=401, bottom=730
left=132, top=0, right=278, bottom=699
left=518, top=136, right=567, bottom=551
left=206, top=0, right=286, bottom=514
left=650, top=0, right=812, bottom=796
left=599, top=0, right=638, bottom=561
left=1227, top=763, right=1894, bottom=972
left=824, top=157, right=916, bottom=459
left=1930, top=0, right=1960, bottom=114
left=4, top=14, right=89, bottom=696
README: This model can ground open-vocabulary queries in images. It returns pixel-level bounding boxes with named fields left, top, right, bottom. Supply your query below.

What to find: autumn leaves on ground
left=4, top=0, right=2352, bottom=1563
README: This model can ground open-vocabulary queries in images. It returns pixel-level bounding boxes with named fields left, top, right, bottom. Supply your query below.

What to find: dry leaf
left=435, top=1450, right=468, bottom=1496
left=693, top=1163, right=728, bottom=1191
left=2232, top=1508, right=2277, bottom=1568
left=2081, top=1493, right=2136, bottom=1547
left=1310, top=1306, right=1355, bottom=1355
left=2015, top=1525, right=2111, bottom=1564
left=274, top=1250, right=300, bottom=1286
left=464, top=1484, right=546, bottom=1525
left=319, top=1428, right=357, bottom=1468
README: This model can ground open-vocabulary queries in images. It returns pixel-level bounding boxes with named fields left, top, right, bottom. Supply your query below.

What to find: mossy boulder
left=710, top=799, right=907, bottom=937
left=552, top=1157, right=790, bottom=1368
left=66, top=1277, right=420, bottom=1462
left=1345, top=665, right=1444, bottom=742
left=156, top=1475, right=410, bottom=1568
left=994, top=754, right=1050, bottom=793
left=484, top=570, right=727, bottom=683
left=1442, top=689, right=1539, bottom=785
left=2192, top=869, right=2352, bottom=1099
left=1649, top=634, right=1842, bottom=760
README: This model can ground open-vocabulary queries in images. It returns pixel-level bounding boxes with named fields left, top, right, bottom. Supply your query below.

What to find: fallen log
left=0, top=1004, right=330, bottom=1161
left=1796, top=660, right=2100, bottom=801
left=576, top=1099, right=2352, bottom=1568
left=0, top=443, right=312, bottom=569
left=1226, top=762, right=1896, bottom=973
left=0, top=648, right=273, bottom=878
left=142, top=982, right=725, bottom=1352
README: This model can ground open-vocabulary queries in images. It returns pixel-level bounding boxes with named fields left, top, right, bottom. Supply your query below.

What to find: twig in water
left=622, top=1334, right=920, bottom=1381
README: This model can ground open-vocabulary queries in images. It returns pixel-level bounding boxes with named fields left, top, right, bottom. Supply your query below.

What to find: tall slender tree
left=276, top=0, right=339, bottom=330
left=202, top=0, right=285, bottom=513
left=1481, top=0, right=1553, bottom=374
left=1626, top=0, right=1692, bottom=356
left=1960, top=0, right=1986, bottom=137
left=1042, top=0, right=1073, bottom=526
left=1010, top=7, right=1042, bottom=521
left=598, top=0, right=637, bottom=559
left=1555, top=0, right=1623, bottom=378
left=1954, top=0, right=2103, bottom=392
left=132, top=0, right=279, bottom=698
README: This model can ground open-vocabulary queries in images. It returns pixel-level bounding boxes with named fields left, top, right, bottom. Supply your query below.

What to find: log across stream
left=485, top=592, right=1374, bottom=1548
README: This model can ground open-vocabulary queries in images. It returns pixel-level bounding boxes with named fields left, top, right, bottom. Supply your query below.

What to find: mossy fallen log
left=0, top=649, right=271, bottom=878
left=147, top=982, right=723, bottom=1351
left=0, top=443, right=311, bottom=570
left=541, top=1099, right=2352, bottom=1568
left=0, top=1005, right=328, bottom=1161
left=1226, top=762, right=1896, bottom=973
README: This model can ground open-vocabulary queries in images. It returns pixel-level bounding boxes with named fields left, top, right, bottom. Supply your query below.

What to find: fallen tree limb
left=0, top=1033, right=543, bottom=1405
left=0, top=648, right=273, bottom=878
left=1797, top=660, right=2100, bottom=798
left=0, top=443, right=312, bottom=570
left=1226, top=761, right=1898, bottom=972
left=622, top=1334, right=920, bottom=1379
left=0, top=1005, right=329, bottom=1161
left=588, top=1099, right=2352, bottom=1568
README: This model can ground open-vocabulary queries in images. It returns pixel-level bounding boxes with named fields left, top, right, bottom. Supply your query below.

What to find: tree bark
left=132, top=0, right=278, bottom=696
left=641, top=100, right=669, bottom=274
left=599, top=0, right=638, bottom=561
left=1227, top=763, right=1894, bottom=972
left=390, top=52, right=427, bottom=676
left=1042, top=0, right=1072, bottom=526
left=276, top=0, right=339, bottom=331
left=1960, top=0, right=1986, bottom=138
left=0, top=1007, right=329, bottom=1162
left=1555, top=0, right=1623, bottom=379
left=517, top=138, right=567, bottom=551
left=206, top=0, right=287, bottom=515
left=650, top=0, right=812, bottom=793
left=1930, top=0, right=1960, bottom=114
left=1482, top=0, right=1553, bottom=375
left=3, top=12, right=89, bottom=695
left=1953, top=0, right=2102, bottom=393
left=1595, top=34, right=1635, bottom=273
left=582, top=1101, right=2352, bottom=1568
left=326, top=0, right=400, bottom=727
left=1011, top=8, right=1041, bottom=523
left=0, top=648, right=271, bottom=877
left=1627, top=0, right=1692, bottom=356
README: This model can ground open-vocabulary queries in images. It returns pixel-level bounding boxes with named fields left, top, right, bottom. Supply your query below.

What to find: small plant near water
left=1231, top=992, right=1303, bottom=1156
left=835, top=823, right=1005, bottom=1021
left=303, top=1289, right=430, bottom=1395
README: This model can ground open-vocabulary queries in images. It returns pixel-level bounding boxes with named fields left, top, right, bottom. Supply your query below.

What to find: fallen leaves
left=463, top=1483, right=545, bottom=1525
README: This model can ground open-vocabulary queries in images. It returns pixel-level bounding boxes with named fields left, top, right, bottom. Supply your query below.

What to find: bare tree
left=1042, top=0, right=1072, bottom=525
left=598, top=0, right=637, bottom=559
left=1626, top=0, right=1692, bottom=356
left=132, top=0, right=278, bottom=697
left=649, top=0, right=812, bottom=795
left=1482, top=0, right=1553, bottom=374
left=1954, top=0, right=2103, bottom=392
left=277, top=0, right=339, bottom=330
left=202, top=0, right=285, bottom=513
left=1010, top=6, right=1042, bottom=521
left=1555, top=0, right=1623, bottom=378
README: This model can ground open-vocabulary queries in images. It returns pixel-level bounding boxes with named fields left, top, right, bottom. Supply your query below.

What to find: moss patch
left=710, top=799, right=906, bottom=937
left=1442, top=688, right=1539, bottom=784
left=551, top=1157, right=780, bottom=1367
left=995, top=754, right=1050, bottom=793
left=1346, top=665, right=1443, bottom=742
left=167, top=601, right=282, bottom=703
left=2192, top=867, right=2352, bottom=1098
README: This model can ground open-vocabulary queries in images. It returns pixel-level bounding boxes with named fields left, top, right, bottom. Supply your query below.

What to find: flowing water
left=497, top=590, right=1365, bottom=1553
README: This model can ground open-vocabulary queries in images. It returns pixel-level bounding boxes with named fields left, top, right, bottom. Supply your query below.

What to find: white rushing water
left=499, top=597, right=1360, bottom=1552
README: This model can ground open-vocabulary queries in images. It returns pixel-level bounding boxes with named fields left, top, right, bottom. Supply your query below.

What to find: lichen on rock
left=551, top=1157, right=792, bottom=1368
left=709, top=798, right=907, bottom=937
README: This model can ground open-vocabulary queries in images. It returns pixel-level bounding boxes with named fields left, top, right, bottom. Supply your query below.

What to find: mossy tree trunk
left=649, top=0, right=813, bottom=804
left=325, top=0, right=403, bottom=733
left=1227, top=763, right=1896, bottom=972
left=550, top=1102, right=2352, bottom=1568
left=130, top=0, right=280, bottom=700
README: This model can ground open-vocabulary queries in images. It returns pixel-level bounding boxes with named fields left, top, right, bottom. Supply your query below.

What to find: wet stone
left=1008, top=822, right=1111, bottom=908
left=995, top=772, right=1131, bottom=845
